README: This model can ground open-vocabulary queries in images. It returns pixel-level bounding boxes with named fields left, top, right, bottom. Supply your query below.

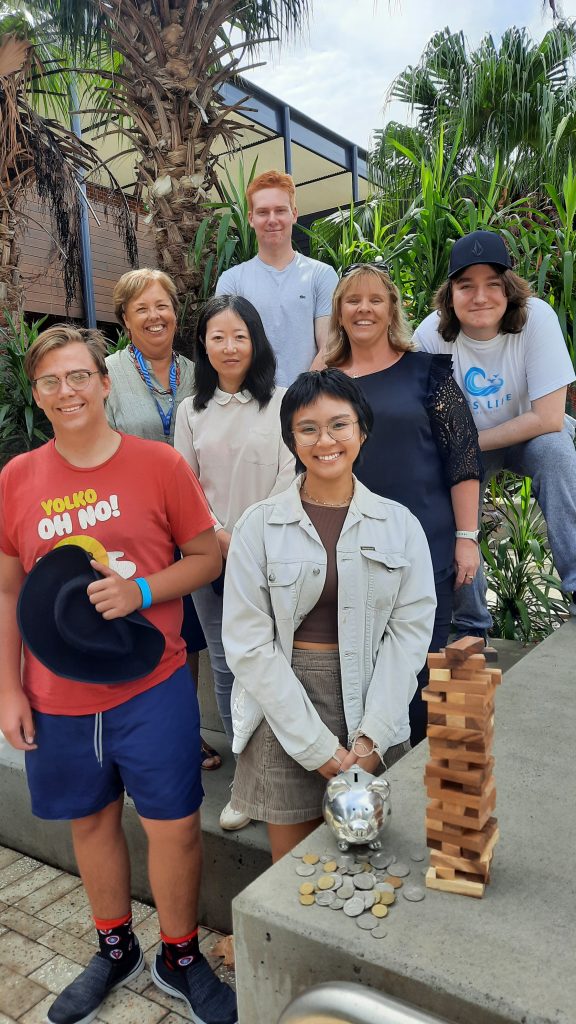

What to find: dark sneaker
left=46, top=940, right=144, bottom=1024
left=152, top=951, right=237, bottom=1024
left=570, top=592, right=576, bottom=616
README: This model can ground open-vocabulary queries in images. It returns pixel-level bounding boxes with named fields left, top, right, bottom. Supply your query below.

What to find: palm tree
left=372, top=23, right=576, bottom=199
left=0, top=10, right=137, bottom=318
left=31, top=0, right=310, bottom=329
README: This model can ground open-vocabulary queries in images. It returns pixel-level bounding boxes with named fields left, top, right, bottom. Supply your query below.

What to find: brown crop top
left=294, top=501, right=349, bottom=644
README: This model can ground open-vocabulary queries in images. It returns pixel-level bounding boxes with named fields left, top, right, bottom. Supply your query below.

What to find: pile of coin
left=293, top=846, right=427, bottom=938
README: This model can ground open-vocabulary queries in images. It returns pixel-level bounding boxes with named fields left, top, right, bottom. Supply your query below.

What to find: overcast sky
left=244, top=0, right=576, bottom=150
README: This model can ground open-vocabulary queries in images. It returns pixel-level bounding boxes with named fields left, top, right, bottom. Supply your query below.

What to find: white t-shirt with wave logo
left=414, top=297, right=575, bottom=432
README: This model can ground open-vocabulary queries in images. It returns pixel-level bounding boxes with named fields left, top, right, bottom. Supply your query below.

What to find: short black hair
left=193, top=294, right=277, bottom=411
left=280, top=369, right=374, bottom=473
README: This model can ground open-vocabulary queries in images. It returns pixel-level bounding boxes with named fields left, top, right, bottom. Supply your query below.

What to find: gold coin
left=378, top=891, right=395, bottom=906
left=372, top=892, right=381, bottom=904
left=299, top=882, right=315, bottom=896
left=318, top=875, right=335, bottom=890
left=363, top=863, right=373, bottom=872
left=299, top=894, right=315, bottom=906
left=303, top=853, right=320, bottom=865
left=385, top=875, right=403, bottom=889
left=323, top=860, right=337, bottom=873
left=372, top=904, right=388, bottom=918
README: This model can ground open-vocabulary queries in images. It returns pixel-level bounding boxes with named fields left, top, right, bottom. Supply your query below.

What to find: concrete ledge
left=232, top=622, right=576, bottom=1024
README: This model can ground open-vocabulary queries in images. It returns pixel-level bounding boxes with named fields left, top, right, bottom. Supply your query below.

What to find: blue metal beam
left=221, top=80, right=369, bottom=182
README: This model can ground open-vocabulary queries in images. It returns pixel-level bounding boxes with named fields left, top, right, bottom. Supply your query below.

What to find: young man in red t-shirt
left=0, top=326, right=237, bottom=1024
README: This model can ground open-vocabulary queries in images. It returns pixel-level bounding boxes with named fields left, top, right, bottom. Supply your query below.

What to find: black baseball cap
left=448, top=231, right=512, bottom=278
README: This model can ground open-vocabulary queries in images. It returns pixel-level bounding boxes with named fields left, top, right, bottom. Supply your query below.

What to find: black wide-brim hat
left=17, top=545, right=165, bottom=684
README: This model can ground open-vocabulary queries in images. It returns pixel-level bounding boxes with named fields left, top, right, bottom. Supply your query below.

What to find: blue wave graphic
left=464, top=366, right=504, bottom=398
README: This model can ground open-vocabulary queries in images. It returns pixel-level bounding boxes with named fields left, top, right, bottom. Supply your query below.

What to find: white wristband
left=455, top=530, right=479, bottom=542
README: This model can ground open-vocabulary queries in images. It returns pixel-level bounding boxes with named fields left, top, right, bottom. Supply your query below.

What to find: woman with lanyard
left=106, top=268, right=221, bottom=771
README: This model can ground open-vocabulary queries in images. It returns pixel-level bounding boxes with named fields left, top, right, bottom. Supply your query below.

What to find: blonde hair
left=246, top=170, right=296, bottom=212
left=325, top=266, right=415, bottom=367
left=25, top=325, right=109, bottom=382
left=113, top=268, right=178, bottom=325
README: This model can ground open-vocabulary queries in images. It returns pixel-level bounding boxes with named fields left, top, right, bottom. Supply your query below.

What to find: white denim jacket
left=222, top=476, right=436, bottom=771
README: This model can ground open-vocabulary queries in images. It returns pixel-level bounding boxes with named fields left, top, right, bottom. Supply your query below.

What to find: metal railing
left=278, top=982, right=450, bottom=1024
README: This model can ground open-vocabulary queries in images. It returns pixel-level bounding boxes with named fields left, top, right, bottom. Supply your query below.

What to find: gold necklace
left=301, top=485, right=353, bottom=508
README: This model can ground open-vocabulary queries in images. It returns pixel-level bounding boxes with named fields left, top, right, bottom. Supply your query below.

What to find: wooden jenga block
left=427, top=652, right=449, bottom=669
left=427, top=818, right=499, bottom=858
left=430, top=850, right=492, bottom=880
left=443, top=636, right=486, bottom=664
left=425, top=775, right=495, bottom=809
left=425, top=675, right=495, bottom=695
left=425, top=757, right=494, bottom=788
left=426, top=790, right=496, bottom=831
left=425, top=866, right=485, bottom=898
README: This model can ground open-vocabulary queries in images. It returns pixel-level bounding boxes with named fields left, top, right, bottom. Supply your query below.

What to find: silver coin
left=375, top=882, right=395, bottom=895
left=371, top=925, right=388, bottom=939
left=331, top=874, right=343, bottom=891
left=357, top=912, right=379, bottom=930
left=353, top=873, right=375, bottom=891
left=291, top=849, right=303, bottom=859
left=354, top=851, right=371, bottom=862
left=337, top=853, right=356, bottom=870
left=343, top=896, right=365, bottom=918
left=330, top=897, right=345, bottom=910
left=295, top=863, right=316, bottom=877
left=409, top=846, right=427, bottom=862
left=316, top=890, right=336, bottom=907
left=348, top=863, right=363, bottom=875
left=403, top=884, right=426, bottom=902
left=338, top=878, right=355, bottom=901
left=320, top=853, right=333, bottom=864
left=369, top=851, right=393, bottom=870
left=363, top=891, right=377, bottom=909
left=390, top=861, right=410, bottom=877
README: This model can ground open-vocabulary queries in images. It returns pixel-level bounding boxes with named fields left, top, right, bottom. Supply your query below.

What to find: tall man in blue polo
left=0, top=325, right=237, bottom=1024
left=216, top=169, right=338, bottom=386
left=415, top=231, right=576, bottom=635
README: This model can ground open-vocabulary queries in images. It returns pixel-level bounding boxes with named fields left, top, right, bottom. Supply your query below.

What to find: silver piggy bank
left=323, top=766, right=391, bottom=851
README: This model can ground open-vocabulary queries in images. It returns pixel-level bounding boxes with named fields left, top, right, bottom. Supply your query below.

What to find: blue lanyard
left=131, top=344, right=177, bottom=437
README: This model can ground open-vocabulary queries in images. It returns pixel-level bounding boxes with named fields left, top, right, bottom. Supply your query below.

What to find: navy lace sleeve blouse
left=353, top=351, right=482, bottom=580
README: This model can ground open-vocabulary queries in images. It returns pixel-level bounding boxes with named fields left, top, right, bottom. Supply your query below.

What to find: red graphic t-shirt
left=0, top=434, right=214, bottom=715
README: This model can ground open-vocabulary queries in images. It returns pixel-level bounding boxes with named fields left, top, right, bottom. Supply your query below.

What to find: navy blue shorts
left=25, top=665, right=204, bottom=821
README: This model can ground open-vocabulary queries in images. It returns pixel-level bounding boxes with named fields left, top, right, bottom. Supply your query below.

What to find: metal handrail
left=278, top=982, right=449, bottom=1024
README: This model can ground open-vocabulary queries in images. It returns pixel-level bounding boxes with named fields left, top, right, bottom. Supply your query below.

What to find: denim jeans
left=453, top=419, right=576, bottom=634
left=192, top=583, right=234, bottom=745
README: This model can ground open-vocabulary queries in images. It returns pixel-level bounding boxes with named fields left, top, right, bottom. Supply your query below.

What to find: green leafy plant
left=481, top=474, right=570, bottom=641
left=0, top=312, right=52, bottom=466
left=191, top=159, right=259, bottom=301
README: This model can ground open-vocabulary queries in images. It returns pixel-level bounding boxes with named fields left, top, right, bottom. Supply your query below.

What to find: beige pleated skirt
left=230, top=648, right=410, bottom=825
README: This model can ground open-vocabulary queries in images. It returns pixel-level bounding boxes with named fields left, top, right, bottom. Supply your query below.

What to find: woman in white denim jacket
left=222, top=370, right=436, bottom=861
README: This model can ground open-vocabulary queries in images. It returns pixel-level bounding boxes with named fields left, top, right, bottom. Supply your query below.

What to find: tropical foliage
left=29, top=0, right=310, bottom=332
left=0, top=312, right=51, bottom=466
left=0, top=12, right=136, bottom=317
left=371, top=22, right=576, bottom=204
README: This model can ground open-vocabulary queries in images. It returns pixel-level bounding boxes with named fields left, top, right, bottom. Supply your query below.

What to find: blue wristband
left=134, top=577, right=152, bottom=610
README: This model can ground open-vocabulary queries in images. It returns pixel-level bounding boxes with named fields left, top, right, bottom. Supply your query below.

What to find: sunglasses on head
left=340, top=260, right=391, bottom=279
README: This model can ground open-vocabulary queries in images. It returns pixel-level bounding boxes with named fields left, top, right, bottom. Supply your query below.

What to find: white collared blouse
left=174, top=387, right=295, bottom=532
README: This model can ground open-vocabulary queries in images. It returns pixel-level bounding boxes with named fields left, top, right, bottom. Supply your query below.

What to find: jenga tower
left=423, top=636, right=502, bottom=898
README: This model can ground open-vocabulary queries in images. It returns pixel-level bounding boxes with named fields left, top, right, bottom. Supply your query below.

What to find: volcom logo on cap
left=472, top=241, right=484, bottom=256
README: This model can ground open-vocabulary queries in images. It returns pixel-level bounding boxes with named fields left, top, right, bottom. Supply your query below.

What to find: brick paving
left=0, top=846, right=235, bottom=1024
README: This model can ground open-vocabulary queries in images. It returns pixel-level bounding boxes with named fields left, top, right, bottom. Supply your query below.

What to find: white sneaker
left=219, top=801, right=251, bottom=831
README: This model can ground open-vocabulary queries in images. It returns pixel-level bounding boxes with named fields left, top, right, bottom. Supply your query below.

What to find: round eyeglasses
left=292, top=418, right=359, bottom=446
left=32, top=370, right=101, bottom=396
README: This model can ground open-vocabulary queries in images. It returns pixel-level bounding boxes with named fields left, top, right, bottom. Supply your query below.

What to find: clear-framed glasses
left=341, top=260, right=390, bottom=279
left=32, top=370, right=101, bottom=396
left=293, top=418, right=359, bottom=446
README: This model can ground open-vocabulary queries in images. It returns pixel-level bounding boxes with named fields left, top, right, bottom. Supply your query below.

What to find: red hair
left=247, top=170, right=296, bottom=211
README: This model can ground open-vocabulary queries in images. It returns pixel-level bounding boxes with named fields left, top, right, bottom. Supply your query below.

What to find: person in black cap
left=0, top=325, right=238, bottom=1024
left=415, top=230, right=576, bottom=635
